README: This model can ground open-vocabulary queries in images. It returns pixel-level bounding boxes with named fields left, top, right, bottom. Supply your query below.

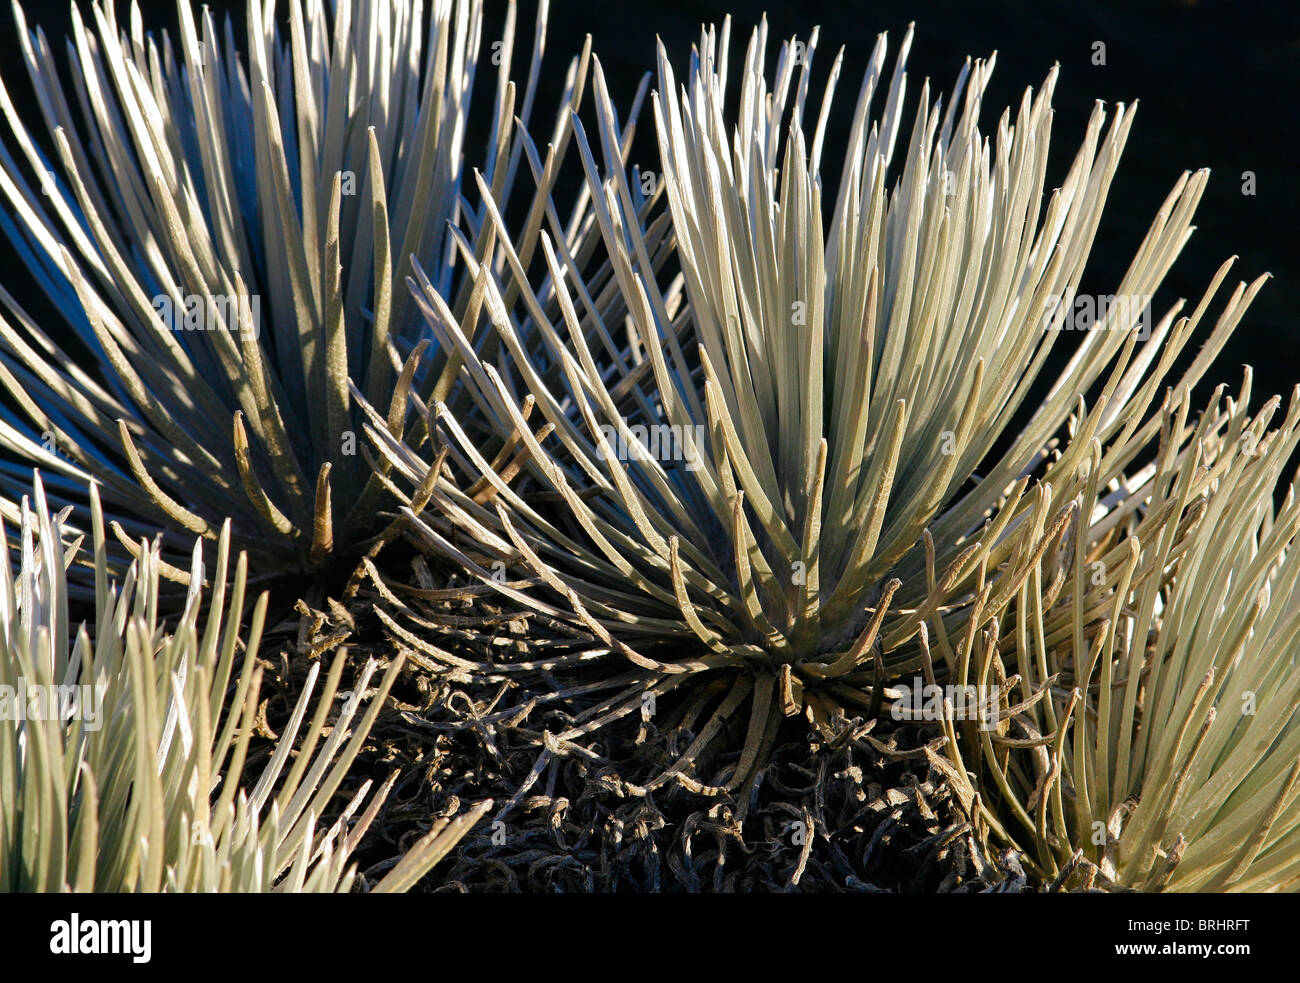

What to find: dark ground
left=272, top=576, right=1030, bottom=892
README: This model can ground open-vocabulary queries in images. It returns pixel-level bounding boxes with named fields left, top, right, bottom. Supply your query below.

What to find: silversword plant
left=367, top=19, right=1263, bottom=790
left=937, top=377, right=1300, bottom=891
left=0, top=0, right=605, bottom=577
left=0, top=473, right=487, bottom=891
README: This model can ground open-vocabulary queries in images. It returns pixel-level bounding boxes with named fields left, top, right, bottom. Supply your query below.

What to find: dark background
left=1, top=0, right=1296, bottom=458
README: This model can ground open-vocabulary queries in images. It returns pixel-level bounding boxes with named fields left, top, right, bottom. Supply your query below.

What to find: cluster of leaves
left=1, top=473, right=488, bottom=891
left=933, top=375, right=1300, bottom=891
left=0, top=0, right=604, bottom=576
